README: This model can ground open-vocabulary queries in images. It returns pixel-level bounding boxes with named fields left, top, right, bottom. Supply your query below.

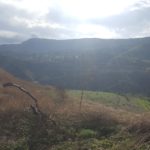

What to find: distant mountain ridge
left=0, top=37, right=150, bottom=95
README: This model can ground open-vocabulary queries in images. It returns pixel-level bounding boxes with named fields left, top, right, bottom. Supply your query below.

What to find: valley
left=1, top=37, right=150, bottom=95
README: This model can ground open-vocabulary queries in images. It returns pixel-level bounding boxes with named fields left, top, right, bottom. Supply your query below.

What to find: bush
left=78, top=129, right=97, bottom=139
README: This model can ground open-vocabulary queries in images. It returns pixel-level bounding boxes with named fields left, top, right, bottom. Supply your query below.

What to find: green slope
left=68, top=90, right=150, bottom=112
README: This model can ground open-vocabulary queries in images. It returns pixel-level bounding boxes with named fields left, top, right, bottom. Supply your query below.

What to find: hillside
left=0, top=68, right=64, bottom=113
left=0, top=69, right=150, bottom=150
left=68, top=90, right=150, bottom=113
left=0, top=37, right=150, bottom=95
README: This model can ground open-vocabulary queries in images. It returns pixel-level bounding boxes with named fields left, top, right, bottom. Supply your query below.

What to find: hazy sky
left=0, top=0, right=150, bottom=43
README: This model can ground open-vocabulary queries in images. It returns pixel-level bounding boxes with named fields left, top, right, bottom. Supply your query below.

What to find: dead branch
left=3, top=82, right=41, bottom=114
left=2, top=82, right=58, bottom=127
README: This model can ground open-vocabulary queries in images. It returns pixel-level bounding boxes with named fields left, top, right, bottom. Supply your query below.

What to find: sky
left=0, top=0, right=150, bottom=43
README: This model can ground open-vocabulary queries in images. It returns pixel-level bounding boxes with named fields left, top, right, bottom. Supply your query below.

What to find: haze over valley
left=1, top=37, right=150, bottom=95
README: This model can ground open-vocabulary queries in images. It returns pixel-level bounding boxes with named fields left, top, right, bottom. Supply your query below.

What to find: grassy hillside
left=0, top=69, right=150, bottom=150
left=68, top=90, right=150, bottom=112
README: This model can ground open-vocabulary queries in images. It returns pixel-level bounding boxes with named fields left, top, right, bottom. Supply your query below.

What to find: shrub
left=78, top=129, right=97, bottom=138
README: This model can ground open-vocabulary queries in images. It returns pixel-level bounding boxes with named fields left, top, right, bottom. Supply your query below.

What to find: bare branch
left=3, top=82, right=41, bottom=114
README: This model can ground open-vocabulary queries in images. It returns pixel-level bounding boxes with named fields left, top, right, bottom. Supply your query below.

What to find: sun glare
left=77, top=24, right=119, bottom=38
left=59, top=0, right=140, bottom=20
left=1, top=0, right=140, bottom=19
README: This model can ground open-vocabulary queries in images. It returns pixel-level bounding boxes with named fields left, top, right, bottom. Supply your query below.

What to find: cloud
left=0, top=29, right=26, bottom=44
left=90, top=2, right=150, bottom=38
left=0, top=1, right=111, bottom=43
left=0, top=0, right=150, bottom=43
left=131, top=0, right=150, bottom=10
left=0, top=1, right=82, bottom=43
left=0, top=2, right=35, bottom=43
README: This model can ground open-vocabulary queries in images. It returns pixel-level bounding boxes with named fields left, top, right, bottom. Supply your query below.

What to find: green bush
left=78, top=129, right=97, bottom=138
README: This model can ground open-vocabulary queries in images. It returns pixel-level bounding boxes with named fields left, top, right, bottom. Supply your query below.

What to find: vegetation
left=0, top=69, right=150, bottom=149
left=68, top=90, right=150, bottom=112
left=1, top=37, right=150, bottom=95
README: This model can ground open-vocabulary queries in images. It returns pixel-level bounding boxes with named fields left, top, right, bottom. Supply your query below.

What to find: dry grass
left=0, top=68, right=142, bottom=124
left=0, top=68, right=150, bottom=143
left=0, top=68, right=56, bottom=113
left=127, top=112, right=150, bottom=146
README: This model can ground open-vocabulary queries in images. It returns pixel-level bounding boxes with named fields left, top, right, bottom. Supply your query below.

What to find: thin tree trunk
left=79, top=89, right=84, bottom=112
